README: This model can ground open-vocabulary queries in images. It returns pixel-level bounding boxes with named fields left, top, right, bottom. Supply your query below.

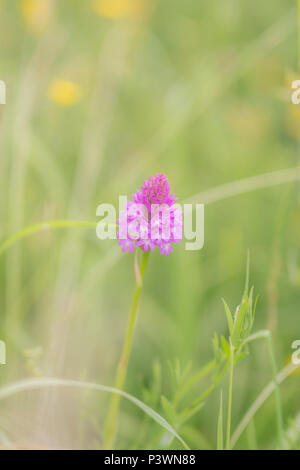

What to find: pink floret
left=118, top=174, right=182, bottom=256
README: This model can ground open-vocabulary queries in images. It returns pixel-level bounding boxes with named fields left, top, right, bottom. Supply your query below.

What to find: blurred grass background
left=0, top=0, right=300, bottom=449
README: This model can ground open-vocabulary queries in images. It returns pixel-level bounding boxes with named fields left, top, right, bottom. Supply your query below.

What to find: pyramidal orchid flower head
left=118, top=174, right=183, bottom=256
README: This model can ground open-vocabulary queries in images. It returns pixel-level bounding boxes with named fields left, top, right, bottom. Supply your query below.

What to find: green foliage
left=145, top=257, right=260, bottom=450
left=160, top=360, right=205, bottom=430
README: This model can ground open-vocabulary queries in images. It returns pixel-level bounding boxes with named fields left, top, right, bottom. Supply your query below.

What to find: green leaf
left=252, top=295, right=259, bottom=327
left=231, top=252, right=253, bottom=347
left=231, top=298, right=247, bottom=347
left=221, top=335, right=231, bottom=359
left=222, top=299, right=233, bottom=334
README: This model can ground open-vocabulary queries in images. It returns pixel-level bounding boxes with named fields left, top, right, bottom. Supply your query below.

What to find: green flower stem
left=103, top=251, right=150, bottom=450
left=243, top=330, right=284, bottom=449
left=225, top=343, right=234, bottom=450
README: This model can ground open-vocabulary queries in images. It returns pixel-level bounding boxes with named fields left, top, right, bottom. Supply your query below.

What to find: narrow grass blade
left=0, top=220, right=115, bottom=257
left=0, top=377, right=189, bottom=450
left=217, top=390, right=223, bottom=450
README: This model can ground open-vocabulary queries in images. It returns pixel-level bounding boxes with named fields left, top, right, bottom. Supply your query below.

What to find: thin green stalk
left=103, top=251, right=150, bottom=449
left=231, top=362, right=299, bottom=448
left=217, top=390, right=224, bottom=450
left=266, top=333, right=284, bottom=449
left=0, top=220, right=99, bottom=257
left=243, top=330, right=284, bottom=449
left=225, top=343, right=234, bottom=450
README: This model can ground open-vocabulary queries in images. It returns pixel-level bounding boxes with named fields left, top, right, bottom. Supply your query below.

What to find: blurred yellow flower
left=20, top=0, right=53, bottom=33
left=48, top=80, right=82, bottom=106
left=93, top=0, right=148, bottom=18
